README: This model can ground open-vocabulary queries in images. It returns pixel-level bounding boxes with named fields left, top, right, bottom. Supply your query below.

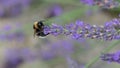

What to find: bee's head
left=37, top=21, right=44, bottom=28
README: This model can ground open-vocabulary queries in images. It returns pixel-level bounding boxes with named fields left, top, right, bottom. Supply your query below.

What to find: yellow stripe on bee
left=34, top=21, right=38, bottom=29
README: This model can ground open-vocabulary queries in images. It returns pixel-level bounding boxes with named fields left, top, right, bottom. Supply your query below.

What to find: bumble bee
left=33, top=20, right=49, bottom=37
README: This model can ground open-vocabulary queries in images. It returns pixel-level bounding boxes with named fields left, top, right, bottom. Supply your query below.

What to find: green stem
left=85, top=40, right=120, bottom=68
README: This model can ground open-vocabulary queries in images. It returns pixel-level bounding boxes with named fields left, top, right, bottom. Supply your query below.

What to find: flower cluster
left=0, top=24, right=25, bottom=42
left=80, top=0, right=120, bottom=9
left=44, top=16, right=120, bottom=40
left=3, top=40, right=75, bottom=67
left=4, top=48, right=36, bottom=68
left=0, top=0, right=31, bottom=17
left=0, top=31, right=25, bottom=42
left=100, top=51, right=120, bottom=63
left=80, top=0, right=94, bottom=6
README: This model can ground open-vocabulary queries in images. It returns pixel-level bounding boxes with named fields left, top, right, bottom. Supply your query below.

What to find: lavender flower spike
left=46, top=5, right=63, bottom=18
left=43, top=16, right=120, bottom=40
left=80, top=0, right=120, bottom=9
left=100, top=51, right=120, bottom=63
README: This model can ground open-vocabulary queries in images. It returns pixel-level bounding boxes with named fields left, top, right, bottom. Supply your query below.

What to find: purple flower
left=0, top=0, right=31, bottom=17
left=64, top=23, right=76, bottom=35
left=4, top=48, right=24, bottom=68
left=0, top=7, right=4, bottom=17
left=43, top=15, right=120, bottom=40
left=21, top=48, right=37, bottom=61
left=113, top=51, right=120, bottom=61
left=40, top=49, right=56, bottom=60
left=4, top=47, right=37, bottom=68
left=46, top=5, right=62, bottom=18
left=100, top=53, right=114, bottom=63
left=49, top=24, right=63, bottom=36
left=80, top=0, right=120, bottom=9
left=0, top=24, right=26, bottom=41
left=100, top=51, right=120, bottom=63
left=50, top=40, right=74, bottom=57
left=44, top=25, right=51, bottom=35
left=12, top=31, right=25, bottom=41
left=0, top=31, right=25, bottom=42
left=102, top=1, right=119, bottom=9
left=76, top=20, right=84, bottom=27
left=3, top=25, right=12, bottom=31
left=40, top=40, right=75, bottom=60
left=80, top=0, right=94, bottom=6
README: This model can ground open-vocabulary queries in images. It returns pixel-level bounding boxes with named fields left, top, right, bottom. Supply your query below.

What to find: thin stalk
left=85, top=40, right=120, bottom=68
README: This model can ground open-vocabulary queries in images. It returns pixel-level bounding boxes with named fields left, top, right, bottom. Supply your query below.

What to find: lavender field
left=0, top=0, right=120, bottom=68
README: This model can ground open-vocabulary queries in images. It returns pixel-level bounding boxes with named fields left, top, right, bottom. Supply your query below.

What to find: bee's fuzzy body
left=33, top=21, right=49, bottom=37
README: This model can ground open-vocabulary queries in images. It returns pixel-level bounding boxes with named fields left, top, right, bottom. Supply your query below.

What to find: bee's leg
left=46, top=33, right=50, bottom=35
left=39, top=32, right=49, bottom=37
